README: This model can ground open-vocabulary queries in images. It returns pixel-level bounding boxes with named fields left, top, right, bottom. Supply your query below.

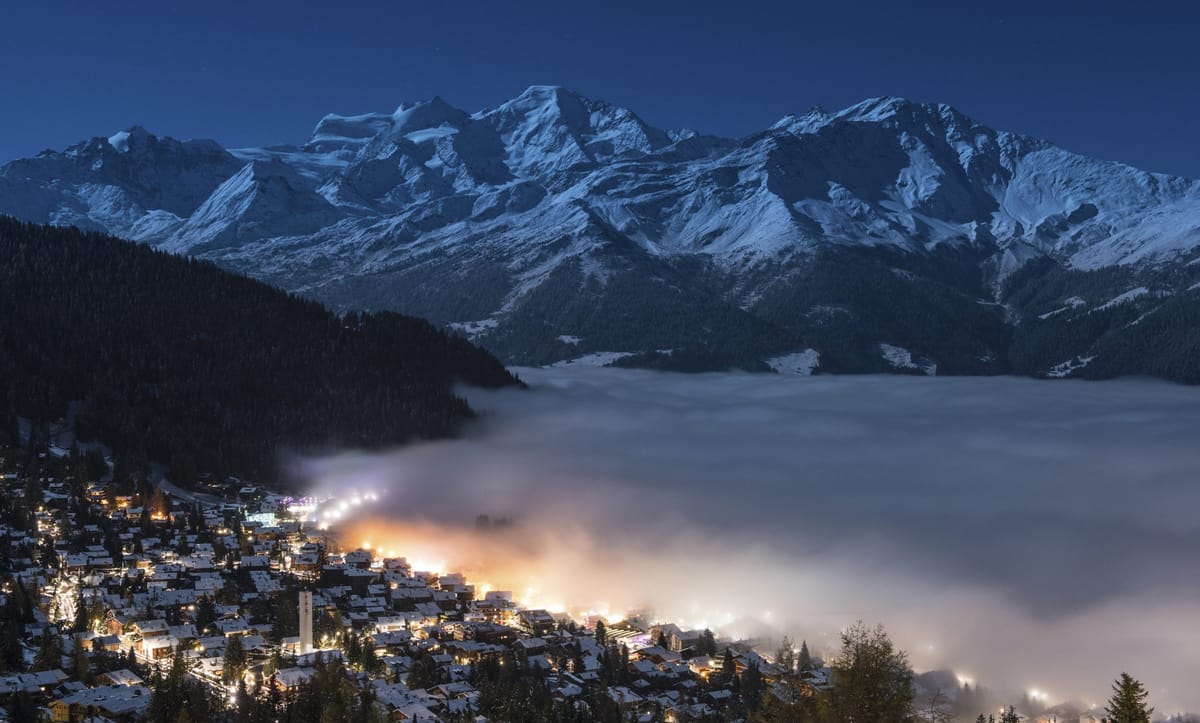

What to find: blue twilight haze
left=1, top=0, right=1198, bottom=177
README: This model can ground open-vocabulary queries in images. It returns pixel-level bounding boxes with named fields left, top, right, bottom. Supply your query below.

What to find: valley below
left=300, top=367, right=1200, bottom=713
left=6, top=4, right=1196, bottom=719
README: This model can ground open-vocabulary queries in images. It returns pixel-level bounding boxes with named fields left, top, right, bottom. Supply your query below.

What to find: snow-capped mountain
left=4, top=87, right=1200, bottom=380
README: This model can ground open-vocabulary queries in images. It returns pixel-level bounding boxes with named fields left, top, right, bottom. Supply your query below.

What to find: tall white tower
left=298, top=590, right=313, bottom=654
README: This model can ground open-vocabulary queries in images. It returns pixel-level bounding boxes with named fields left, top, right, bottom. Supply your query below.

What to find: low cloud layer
left=297, top=368, right=1200, bottom=712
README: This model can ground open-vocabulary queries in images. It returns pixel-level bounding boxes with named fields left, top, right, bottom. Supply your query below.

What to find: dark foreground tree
left=742, top=661, right=764, bottom=712
left=918, top=689, right=952, bottom=723
left=146, top=652, right=218, bottom=723
left=828, top=621, right=914, bottom=723
left=1106, top=673, right=1153, bottom=723
left=798, top=639, right=814, bottom=671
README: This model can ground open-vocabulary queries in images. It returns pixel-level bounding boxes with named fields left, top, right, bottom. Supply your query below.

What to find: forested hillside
left=0, top=217, right=520, bottom=482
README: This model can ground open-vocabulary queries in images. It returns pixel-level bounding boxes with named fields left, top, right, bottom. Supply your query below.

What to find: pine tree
left=1105, top=673, right=1153, bottom=723
left=149, top=488, right=168, bottom=519
left=406, top=649, right=441, bottom=690
left=32, top=627, right=63, bottom=671
left=366, top=639, right=383, bottom=676
left=222, top=635, right=247, bottom=683
left=742, top=662, right=764, bottom=711
left=722, top=648, right=737, bottom=681
left=72, top=636, right=91, bottom=683
left=194, top=596, right=216, bottom=633
left=234, top=679, right=252, bottom=722
left=12, top=580, right=33, bottom=622
left=570, top=642, right=584, bottom=675
left=72, top=590, right=89, bottom=633
left=775, top=636, right=795, bottom=673
left=798, top=639, right=814, bottom=671
left=828, top=622, right=914, bottom=723
left=0, top=617, right=22, bottom=672
left=7, top=692, right=37, bottom=722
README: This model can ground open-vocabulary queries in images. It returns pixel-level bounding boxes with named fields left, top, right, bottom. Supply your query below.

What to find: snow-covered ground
left=765, top=349, right=820, bottom=375
left=1095, top=287, right=1149, bottom=312
left=1038, top=296, right=1088, bottom=319
left=548, top=351, right=632, bottom=367
left=448, top=319, right=499, bottom=337
left=878, top=343, right=936, bottom=375
left=1046, top=355, right=1097, bottom=378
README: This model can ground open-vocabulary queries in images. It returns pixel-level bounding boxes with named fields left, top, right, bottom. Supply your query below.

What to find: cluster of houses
left=0, top=454, right=833, bottom=722
left=0, top=449, right=1117, bottom=723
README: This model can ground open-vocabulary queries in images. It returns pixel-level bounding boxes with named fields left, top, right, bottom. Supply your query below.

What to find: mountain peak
left=472, top=85, right=671, bottom=177
left=830, top=96, right=990, bottom=135
left=390, top=95, right=471, bottom=133
left=484, top=85, right=586, bottom=120
left=771, top=106, right=831, bottom=135
left=772, top=97, right=953, bottom=136
left=306, top=111, right=393, bottom=154
left=836, top=96, right=927, bottom=122
left=515, top=84, right=576, bottom=102
left=107, top=125, right=155, bottom=153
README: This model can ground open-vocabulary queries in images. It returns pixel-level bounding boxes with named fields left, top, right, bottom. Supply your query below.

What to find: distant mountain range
left=3, top=86, right=1200, bottom=380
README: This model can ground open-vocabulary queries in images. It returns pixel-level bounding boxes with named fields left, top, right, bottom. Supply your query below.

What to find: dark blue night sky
left=3, top=0, right=1197, bottom=177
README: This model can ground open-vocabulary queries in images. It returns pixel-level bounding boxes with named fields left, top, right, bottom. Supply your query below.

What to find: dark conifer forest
left=0, top=217, right=520, bottom=482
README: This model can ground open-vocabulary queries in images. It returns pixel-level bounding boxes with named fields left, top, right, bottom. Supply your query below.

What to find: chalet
left=130, top=619, right=168, bottom=638
left=272, top=667, right=314, bottom=691
left=49, top=684, right=151, bottom=722
left=608, top=685, right=643, bottom=711
left=105, top=611, right=132, bottom=636
left=92, top=634, right=122, bottom=653
left=141, top=635, right=178, bottom=660
left=0, top=669, right=69, bottom=695
left=214, top=618, right=250, bottom=636
left=515, top=637, right=547, bottom=655
left=344, top=549, right=372, bottom=569
left=515, top=609, right=556, bottom=637
left=344, top=567, right=379, bottom=595
left=94, top=670, right=143, bottom=687
left=239, top=555, right=269, bottom=570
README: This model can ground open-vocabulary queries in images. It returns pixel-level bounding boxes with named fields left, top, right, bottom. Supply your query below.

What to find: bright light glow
left=294, top=368, right=1200, bottom=713
left=1028, top=687, right=1052, bottom=702
left=329, top=516, right=774, bottom=637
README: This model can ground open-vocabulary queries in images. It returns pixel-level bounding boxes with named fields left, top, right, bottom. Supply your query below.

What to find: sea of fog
left=297, top=368, right=1200, bottom=712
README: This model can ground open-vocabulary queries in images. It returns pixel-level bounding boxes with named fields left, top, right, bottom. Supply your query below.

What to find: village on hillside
left=0, top=442, right=840, bottom=723
left=0, top=443, right=1113, bottom=723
